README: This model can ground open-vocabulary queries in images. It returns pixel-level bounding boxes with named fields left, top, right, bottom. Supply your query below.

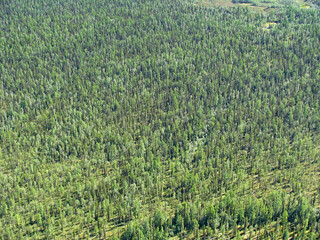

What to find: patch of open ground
left=195, top=0, right=313, bottom=12
left=263, top=21, right=278, bottom=29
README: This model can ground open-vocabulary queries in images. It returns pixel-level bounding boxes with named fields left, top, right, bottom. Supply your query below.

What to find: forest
left=0, top=0, right=320, bottom=239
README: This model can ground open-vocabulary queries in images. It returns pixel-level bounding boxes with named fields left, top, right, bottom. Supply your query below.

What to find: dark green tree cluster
left=0, top=0, right=320, bottom=239
left=123, top=191, right=319, bottom=239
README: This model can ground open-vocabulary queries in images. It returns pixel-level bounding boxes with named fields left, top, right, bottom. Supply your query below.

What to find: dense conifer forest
left=1, top=0, right=320, bottom=239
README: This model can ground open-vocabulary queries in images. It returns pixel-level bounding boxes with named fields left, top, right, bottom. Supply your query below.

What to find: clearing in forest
left=196, top=0, right=313, bottom=12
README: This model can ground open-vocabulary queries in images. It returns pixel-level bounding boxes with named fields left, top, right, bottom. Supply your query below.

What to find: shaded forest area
left=0, top=0, right=320, bottom=239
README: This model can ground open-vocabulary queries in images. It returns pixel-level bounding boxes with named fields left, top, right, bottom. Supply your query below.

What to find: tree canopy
left=0, top=0, right=320, bottom=239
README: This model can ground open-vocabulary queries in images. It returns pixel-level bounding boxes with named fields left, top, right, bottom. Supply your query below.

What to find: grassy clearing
left=262, top=21, right=278, bottom=31
left=301, top=3, right=311, bottom=7
left=196, top=0, right=313, bottom=12
left=195, top=0, right=271, bottom=12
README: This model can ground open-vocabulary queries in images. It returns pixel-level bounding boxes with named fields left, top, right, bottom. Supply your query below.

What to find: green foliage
left=0, top=0, right=320, bottom=239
